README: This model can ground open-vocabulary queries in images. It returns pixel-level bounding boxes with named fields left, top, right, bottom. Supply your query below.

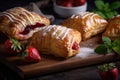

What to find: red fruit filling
left=19, top=23, right=45, bottom=35
left=56, top=0, right=86, bottom=7
left=72, top=42, right=79, bottom=50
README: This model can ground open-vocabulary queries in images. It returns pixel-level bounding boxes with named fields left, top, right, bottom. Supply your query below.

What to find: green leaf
left=112, top=46, right=120, bottom=55
left=106, top=47, right=112, bottom=53
left=94, top=0, right=104, bottom=10
left=103, top=3, right=111, bottom=12
left=112, top=38, right=120, bottom=54
left=111, top=1, right=120, bottom=10
left=105, top=12, right=115, bottom=19
left=94, top=36, right=113, bottom=54
left=112, top=38, right=120, bottom=47
left=93, top=0, right=120, bottom=20
left=93, top=11, right=107, bottom=19
left=102, top=36, right=111, bottom=45
left=112, top=11, right=118, bottom=16
left=94, top=45, right=108, bottom=54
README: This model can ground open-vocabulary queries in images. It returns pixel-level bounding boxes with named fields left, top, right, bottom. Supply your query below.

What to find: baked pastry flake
left=103, top=15, right=120, bottom=40
left=61, top=12, right=108, bottom=40
left=0, top=7, right=50, bottom=40
left=30, top=25, right=81, bottom=58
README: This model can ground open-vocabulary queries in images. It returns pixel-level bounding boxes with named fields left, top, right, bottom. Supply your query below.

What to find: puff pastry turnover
left=30, top=25, right=81, bottom=58
left=103, top=16, right=120, bottom=40
left=61, top=12, right=108, bottom=40
left=0, top=7, right=50, bottom=40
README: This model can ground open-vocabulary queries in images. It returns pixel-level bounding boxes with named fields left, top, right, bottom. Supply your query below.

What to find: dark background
left=0, top=0, right=120, bottom=80
left=0, top=0, right=118, bottom=11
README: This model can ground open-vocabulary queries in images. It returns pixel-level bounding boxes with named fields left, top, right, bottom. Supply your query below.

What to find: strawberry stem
left=10, top=38, right=24, bottom=53
left=98, top=63, right=116, bottom=71
left=18, top=49, right=28, bottom=59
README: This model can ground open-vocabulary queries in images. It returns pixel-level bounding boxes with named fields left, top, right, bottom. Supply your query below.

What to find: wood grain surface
left=0, top=35, right=120, bottom=78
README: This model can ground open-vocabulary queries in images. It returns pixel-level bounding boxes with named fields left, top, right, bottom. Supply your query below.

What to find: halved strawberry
left=4, top=38, right=24, bottom=55
left=19, top=46, right=41, bottom=63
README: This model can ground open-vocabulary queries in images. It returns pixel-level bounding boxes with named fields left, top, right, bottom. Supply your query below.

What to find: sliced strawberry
left=4, top=38, right=24, bottom=55
left=19, top=46, right=41, bottom=63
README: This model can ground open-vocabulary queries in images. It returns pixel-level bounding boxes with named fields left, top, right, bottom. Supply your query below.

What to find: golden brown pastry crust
left=30, top=25, right=81, bottom=58
left=103, top=16, right=120, bottom=40
left=61, top=12, right=108, bottom=40
left=0, top=7, right=50, bottom=40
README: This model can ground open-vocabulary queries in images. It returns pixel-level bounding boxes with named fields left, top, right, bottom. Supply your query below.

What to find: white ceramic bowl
left=53, top=1, right=87, bottom=18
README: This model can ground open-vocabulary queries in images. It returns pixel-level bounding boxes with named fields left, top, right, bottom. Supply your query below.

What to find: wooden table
left=0, top=35, right=120, bottom=79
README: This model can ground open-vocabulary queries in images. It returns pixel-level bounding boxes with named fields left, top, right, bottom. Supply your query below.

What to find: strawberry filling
left=19, top=23, right=45, bottom=35
left=72, top=42, right=79, bottom=50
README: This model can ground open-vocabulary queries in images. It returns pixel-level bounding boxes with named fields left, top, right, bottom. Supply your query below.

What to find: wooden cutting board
left=0, top=35, right=120, bottom=79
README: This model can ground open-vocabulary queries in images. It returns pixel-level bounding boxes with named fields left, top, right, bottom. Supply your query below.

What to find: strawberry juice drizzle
left=19, top=23, right=45, bottom=35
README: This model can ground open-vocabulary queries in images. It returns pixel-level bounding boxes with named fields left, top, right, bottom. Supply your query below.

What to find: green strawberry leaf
left=94, top=45, right=108, bottom=54
left=98, top=63, right=116, bottom=71
left=18, top=50, right=27, bottom=58
left=11, top=38, right=24, bottom=53
left=112, top=46, right=120, bottom=55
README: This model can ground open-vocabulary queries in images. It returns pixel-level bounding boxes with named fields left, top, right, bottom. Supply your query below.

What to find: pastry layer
left=0, top=7, right=50, bottom=40
left=103, top=15, right=120, bottom=40
left=30, top=25, right=81, bottom=58
left=61, top=12, right=108, bottom=40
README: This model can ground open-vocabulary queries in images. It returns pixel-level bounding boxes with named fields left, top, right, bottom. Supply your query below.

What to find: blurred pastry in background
left=103, top=15, right=120, bottom=40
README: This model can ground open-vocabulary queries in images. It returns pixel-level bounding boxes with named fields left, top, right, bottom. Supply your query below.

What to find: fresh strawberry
left=56, top=0, right=73, bottom=7
left=19, top=46, right=41, bottom=63
left=4, top=38, right=24, bottom=55
left=73, top=0, right=86, bottom=7
left=61, top=1, right=72, bottom=7
left=98, top=63, right=119, bottom=80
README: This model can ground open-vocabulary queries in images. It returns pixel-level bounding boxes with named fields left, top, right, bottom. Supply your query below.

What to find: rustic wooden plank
left=0, top=35, right=120, bottom=78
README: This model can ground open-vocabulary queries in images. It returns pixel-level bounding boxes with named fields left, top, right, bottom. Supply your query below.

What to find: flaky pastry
left=103, top=15, right=120, bottom=40
left=61, top=12, right=108, bottom=40
left=0, top=7, right=50, bottom=40
left=30, top=25, right=81, bottom=58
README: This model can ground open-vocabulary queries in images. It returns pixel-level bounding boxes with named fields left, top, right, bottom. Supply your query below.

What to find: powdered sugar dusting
left=76, top=47, right=94, bottom=58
